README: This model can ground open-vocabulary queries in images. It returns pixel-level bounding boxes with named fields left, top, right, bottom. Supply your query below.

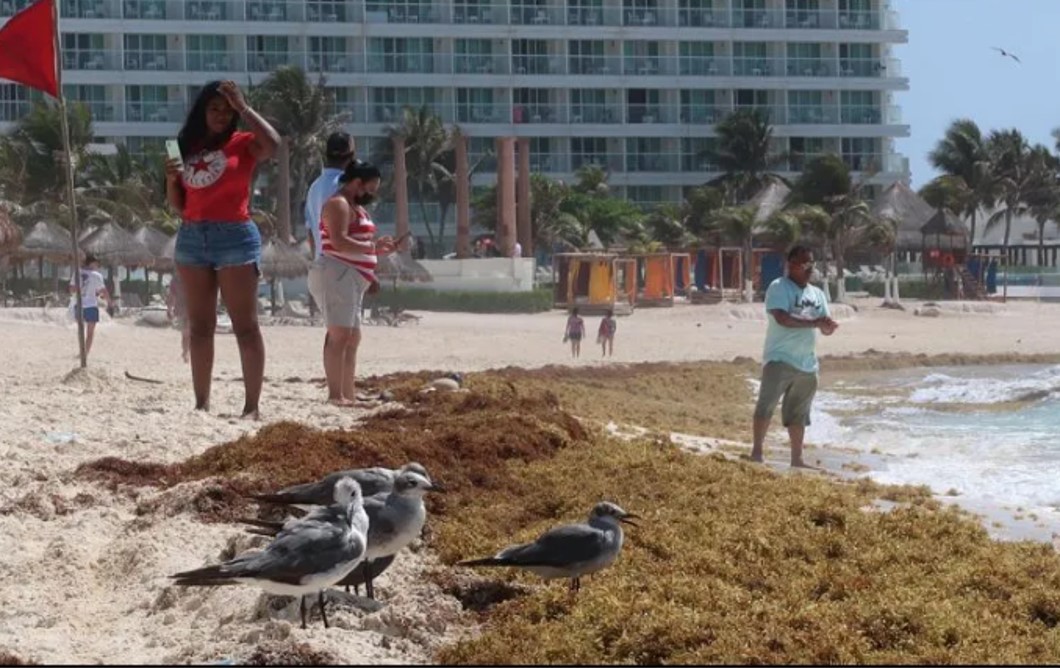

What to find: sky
left=894, top=0, right=1060, bottom=188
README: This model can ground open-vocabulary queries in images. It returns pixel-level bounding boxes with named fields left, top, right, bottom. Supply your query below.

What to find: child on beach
left=563, top=307, right=585, bottom=358
left=597, top=309, right=617, bottom=357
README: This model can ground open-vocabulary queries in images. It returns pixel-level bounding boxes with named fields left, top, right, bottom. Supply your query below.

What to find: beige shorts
left=753, top=361, right=819, bottom=427
left=308, top=255, right=369, bottom=329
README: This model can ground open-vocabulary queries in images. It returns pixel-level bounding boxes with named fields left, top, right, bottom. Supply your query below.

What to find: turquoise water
left=808, top=364, right=1060, bottom=511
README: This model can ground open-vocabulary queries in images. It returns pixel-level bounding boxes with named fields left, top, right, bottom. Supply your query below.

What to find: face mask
left=354, top=193, right=376, bottom=206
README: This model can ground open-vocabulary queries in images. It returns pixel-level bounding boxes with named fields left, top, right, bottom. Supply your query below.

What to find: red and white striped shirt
left=320, top=203, right=377, bottom=283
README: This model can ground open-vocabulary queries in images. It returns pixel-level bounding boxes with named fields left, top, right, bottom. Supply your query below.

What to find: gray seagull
left=172, top=477, right=369, bottom=629
left=991, top=47, right=1021, bottom=63
left=248, top=462, right=434, bottom=511
left=241, top=470, right=441, bottom=600
left=458, top=502, right=640, bottom=593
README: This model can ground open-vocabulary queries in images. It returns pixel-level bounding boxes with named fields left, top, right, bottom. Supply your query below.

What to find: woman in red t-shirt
left=165, top=80, right=279, bottom=419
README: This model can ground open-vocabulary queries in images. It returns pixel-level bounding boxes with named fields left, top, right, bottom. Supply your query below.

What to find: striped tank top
left=320, top=202, right=377, bottom=283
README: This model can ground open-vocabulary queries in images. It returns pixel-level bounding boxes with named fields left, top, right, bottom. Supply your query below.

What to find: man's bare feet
left=791, top=460, right=821, bottom=470
left=328, top=397, right=355, bottom=407
left=241, top=408, right=260, bottom=421
left=749, top=451, right=764, bottom=463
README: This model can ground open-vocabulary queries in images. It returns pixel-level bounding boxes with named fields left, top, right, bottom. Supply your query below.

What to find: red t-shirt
left=181, top=131, right=257, bottom=223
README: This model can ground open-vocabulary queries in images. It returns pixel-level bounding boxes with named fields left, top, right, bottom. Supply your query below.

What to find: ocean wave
left=908, top=366, right=1060, bottom=405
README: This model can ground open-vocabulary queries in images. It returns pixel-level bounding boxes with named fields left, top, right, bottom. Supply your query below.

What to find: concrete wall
left=407, top=258, right=538, bottom=293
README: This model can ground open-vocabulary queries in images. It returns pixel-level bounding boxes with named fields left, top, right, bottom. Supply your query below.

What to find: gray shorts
left=307, top=255, right=369, bottom=329
left=753, top=361, right=819, bottom=427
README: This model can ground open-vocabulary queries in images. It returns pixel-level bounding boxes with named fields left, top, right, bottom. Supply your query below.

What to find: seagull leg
left=364, top=561, right=375, bottom=600
left=299, top=595, right=307, bottom=630
left=318, top=590, right=329, bottom=629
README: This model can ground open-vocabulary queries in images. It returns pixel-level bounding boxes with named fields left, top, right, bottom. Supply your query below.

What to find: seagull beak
left=620, top=513, right=641, bottom=527
left=428, top=482, right=447, bottom=494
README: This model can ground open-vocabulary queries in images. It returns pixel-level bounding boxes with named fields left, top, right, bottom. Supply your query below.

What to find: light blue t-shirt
left=763, top=277, right=830, bottom=374
left=304, top=167, right=343, bottom=259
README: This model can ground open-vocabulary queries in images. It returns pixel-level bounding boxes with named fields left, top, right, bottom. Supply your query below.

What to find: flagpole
left=51, top=0, right=87, bottom=368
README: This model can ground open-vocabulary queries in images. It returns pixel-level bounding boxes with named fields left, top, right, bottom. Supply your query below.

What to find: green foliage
left=369, top=286, right=554, bottom=313
left=374, top=106, right=456, bottom=251
left=248, top=67, right=345, bottom=242
left=791, top=154, right=853, bottom=208
left=709, top=108, right=787, bottom=203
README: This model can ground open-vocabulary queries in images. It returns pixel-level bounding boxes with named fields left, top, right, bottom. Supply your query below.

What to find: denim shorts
left=175, top=221, right=261, bottom=271
left=79, top=306, right=100, bottom=323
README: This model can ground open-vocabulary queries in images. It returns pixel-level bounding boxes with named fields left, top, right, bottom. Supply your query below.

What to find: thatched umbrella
left=260, top=239, right=310, bottom=314
left=0, top=208, right=19, bottom=253
left=133, top=225, right=174, bottom=292
left=871, top=181, right=935, bottom=254
left=81, top=222, right=154, bottom=267
left=80, top=222, right=155, bottom=306
left=18, top=220, right=76, bottom=261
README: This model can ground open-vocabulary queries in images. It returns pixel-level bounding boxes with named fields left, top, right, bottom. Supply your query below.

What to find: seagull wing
left=496, top=524, right=609, bottom=568
left=245, top=520, right=365, bottom=586
left=1010, top=53, right=1021, bottom=63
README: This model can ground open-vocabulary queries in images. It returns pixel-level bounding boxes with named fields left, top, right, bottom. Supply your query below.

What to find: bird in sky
left=991, top=47, right=1021, bottom=63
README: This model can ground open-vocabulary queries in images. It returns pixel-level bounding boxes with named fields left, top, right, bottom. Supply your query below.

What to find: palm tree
left=1023, top=148, right=1060, bottom=267
left=0, top=100, right=94, bottom=202
left=680, top=185, right=725, bottom=239
left=707, top=108, right=787, bottom=204
left=249, top=66, right=346, bottom=242
left=643, top=203, right=693, bottom=249
left=984, top=130, right=1036, bottom=267
left=377, top=106, right=453, bottom=252
left=928, top=119, right=995, bottom=250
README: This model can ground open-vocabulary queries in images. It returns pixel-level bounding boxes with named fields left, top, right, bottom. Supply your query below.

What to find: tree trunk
left=418, top=197, right=437, bottom=251
left=454, top=131, right=471, bottom=259
left=1039, top=220, right=1046, bottom=269
left=744, top=236, right=753, bottom=303
left=1002, top=209, right=1012, bottom=301
left=968, top=209, right=977, bottom=254
left=277, top=138, right=292, bottom=243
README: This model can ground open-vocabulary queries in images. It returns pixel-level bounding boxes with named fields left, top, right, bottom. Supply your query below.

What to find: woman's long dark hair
left=177, top=81, right=239, bottom=157
left=338, top=160, right=382, bottom=184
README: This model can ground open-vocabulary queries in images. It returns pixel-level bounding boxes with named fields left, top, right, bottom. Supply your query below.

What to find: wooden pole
left=54, top=0, right=87, bottom=368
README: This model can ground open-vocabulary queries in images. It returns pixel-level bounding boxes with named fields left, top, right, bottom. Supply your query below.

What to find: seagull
left=248, top=462, right=434, bottom=511
left=172, top=477, right=369, bottom=629
left=241, top=471, right=441, bottom=600
left=991, top=47, right=1021, bottom=63
left=458, top=502, right=640, bottom=593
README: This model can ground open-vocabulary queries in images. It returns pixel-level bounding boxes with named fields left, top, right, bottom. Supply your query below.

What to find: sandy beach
left=1, top=297, right=1058, bottom=664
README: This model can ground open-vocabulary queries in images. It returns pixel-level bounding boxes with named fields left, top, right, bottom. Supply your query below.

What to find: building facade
left=0, top=0, right=909, bottom=239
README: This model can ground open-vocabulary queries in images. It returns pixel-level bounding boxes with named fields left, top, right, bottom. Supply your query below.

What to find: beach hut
left=628, top=252, right=693, bottom=307
left=259, top=239, right=310, bottom=315
left=552, top=252, right=636, bottom=315
left=692, top=246, right=744, bottom=299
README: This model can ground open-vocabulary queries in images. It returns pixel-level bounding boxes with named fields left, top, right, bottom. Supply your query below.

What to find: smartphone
left=165, top=139, right=182, bottom=164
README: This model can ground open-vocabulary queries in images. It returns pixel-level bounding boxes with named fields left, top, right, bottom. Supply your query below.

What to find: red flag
left=0, top=0, right=58, bottom=97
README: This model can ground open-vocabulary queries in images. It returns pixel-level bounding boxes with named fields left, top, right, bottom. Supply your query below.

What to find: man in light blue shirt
left=305, top=132, right=355, bottom=259
left=751, top=245, right=839, bottom=468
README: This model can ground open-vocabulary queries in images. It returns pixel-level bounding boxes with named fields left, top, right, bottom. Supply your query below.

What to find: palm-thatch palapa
left=134, top=225, right=175, bottom=277
left=375, top=249, right=433, bottom=284
left=16, top=220, right=77, bottom=262
left=259, top=239, right=310, bottom=315
left=80, top=222, right=155, bottom=308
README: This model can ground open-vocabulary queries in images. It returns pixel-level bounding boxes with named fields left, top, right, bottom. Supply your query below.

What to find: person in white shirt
left=305, top=132, right=355, bottom=260
left=68, top=254, right=111, bottom=360
left=511, top=240, right=522, bottom=258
